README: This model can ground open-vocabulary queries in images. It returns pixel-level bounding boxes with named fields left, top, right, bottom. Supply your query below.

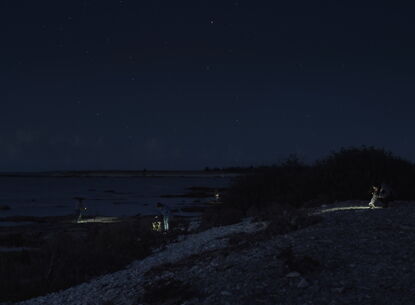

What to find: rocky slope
left=158, top=201, right=415, bottom=305
left=8, top=200, right=415, bottom=305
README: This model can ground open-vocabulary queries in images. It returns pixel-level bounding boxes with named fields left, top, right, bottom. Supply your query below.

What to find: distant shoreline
left=0, top=170, right=242, bottom=178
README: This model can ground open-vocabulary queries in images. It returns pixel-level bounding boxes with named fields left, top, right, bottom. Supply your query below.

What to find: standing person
left=74, top=197, right=86, bottom=223
left=368, top=185, right=380, bottom=209
left=156, top=202, right=172, bottom=232
left=378, top=183, right=392, bottom=208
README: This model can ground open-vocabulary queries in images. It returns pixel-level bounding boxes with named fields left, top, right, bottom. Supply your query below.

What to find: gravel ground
left=6, top=218, right=267, bottom=305
left=6, top=200, right=415, bottom=305
left=142, top=200, right=415, bottom=305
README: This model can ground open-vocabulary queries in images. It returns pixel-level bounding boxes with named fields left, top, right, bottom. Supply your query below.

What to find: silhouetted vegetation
left=314, top=147, right=415, bottom=201
left=209, top=147, right=415, bottom=225
left=223, top=154, right=316, bottom=213
left=0, top=217, right=189, bottom=303
left=200, top=205, right=245, bottom=230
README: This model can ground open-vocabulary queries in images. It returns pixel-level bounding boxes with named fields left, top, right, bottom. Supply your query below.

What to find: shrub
left=315, top=146, right=415, bottom=201
left=223, top=155, right=318, bottom=214
left=220, top=147, right=415, bottom=217
left=0, top=218, right=167, bottom=303
left=199, top=206, right=245, bottom=230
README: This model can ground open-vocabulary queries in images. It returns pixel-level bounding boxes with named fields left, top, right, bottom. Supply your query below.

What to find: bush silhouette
left=222, top=155, right=318, bottom=215
left=315, top=146, right=415, bottom=201
left=221, top=147, right=415, bottom=218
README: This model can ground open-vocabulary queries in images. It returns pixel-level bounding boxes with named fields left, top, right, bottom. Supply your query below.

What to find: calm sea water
left=0, top=176, right=233, bottom=218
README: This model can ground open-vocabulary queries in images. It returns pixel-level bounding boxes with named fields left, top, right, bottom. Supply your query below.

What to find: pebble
left=332, top=287, right=345, bottom=293
left=297, top=278, right=309, bottom=288
left=286, top=271, right=301, bottom=278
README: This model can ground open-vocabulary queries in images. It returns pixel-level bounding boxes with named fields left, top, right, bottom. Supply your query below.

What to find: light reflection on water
left=0, top=176, right=232, bottom=218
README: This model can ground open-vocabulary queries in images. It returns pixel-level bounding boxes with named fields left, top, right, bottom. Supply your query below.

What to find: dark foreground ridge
left=6, top=200, right=415, bottom=305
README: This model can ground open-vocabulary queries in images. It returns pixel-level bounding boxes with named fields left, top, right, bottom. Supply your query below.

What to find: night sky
left=3, top=0, right=415, bottom=171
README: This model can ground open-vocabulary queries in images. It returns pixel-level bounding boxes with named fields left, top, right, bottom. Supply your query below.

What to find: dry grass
left=0, top=216, right=189, bottom=303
